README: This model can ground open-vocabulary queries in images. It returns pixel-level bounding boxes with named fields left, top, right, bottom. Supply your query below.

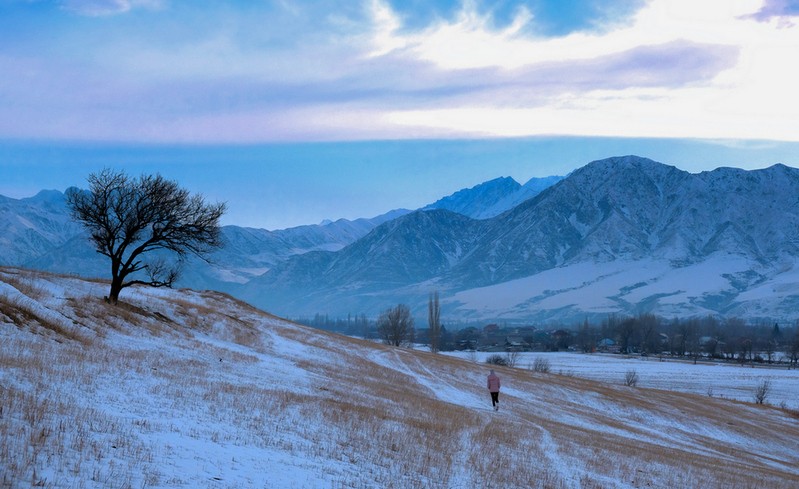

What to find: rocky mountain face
left=0, top=190, right=85, bottom=265
left=448, top=156, right=799, bottom=285
left=239, top=156, right=799, bottom=323
left=423, top=175, right=563, bottom=219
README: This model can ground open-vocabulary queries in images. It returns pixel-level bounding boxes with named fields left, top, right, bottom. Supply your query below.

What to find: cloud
left=0, top=0, right=797, bottom=143
left=744, top=0, right=799, bottom=24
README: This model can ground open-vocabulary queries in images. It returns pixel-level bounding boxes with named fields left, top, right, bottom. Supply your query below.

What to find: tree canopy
left=67, top=168, right=226, bottom=303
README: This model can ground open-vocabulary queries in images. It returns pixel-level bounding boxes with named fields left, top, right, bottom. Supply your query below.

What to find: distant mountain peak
left=423, top=177, right=521, bottom=217
left=30, top=189, right=66, bottom=201
left=423, top=174, right=562, bottom=219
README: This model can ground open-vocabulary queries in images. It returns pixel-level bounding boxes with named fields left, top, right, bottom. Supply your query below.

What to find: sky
left=1, top=0, right=799, bottom=229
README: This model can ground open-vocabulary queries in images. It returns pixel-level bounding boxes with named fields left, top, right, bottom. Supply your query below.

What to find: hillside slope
left=2, top=268, right=798, bottom=488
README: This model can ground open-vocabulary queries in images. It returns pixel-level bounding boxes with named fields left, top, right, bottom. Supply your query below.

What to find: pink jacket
left=487, top=373, right=501, bottom=392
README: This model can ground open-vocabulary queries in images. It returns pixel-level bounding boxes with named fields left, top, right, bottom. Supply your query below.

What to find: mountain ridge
left=4, top=155, right=799, bottom=322
left=240, top=156, right=799, bottom=322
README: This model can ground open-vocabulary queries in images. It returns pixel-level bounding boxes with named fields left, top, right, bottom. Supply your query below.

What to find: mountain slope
left=0, top=190, right=84, bottom=266
left=3, top=267, right=799, bottom=488
left=423, top=175, right=563, bottom=219
left=445, top=157, right=799, bottom=320
left=239, top=209, right=487, bottom=315
left=0, top=171, right=560, bottom=310
left=5, top=156, right=799, bottom=322
left=244, top=156, right=799, bottom=321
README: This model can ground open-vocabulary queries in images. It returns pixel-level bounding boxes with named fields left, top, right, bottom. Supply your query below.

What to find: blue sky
left=1, top=0, right=799, bottom=229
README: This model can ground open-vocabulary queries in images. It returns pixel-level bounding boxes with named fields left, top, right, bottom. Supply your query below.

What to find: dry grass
left=2, top=267, right=799, bottom=488
left=0, top=290, right=93, bottom=345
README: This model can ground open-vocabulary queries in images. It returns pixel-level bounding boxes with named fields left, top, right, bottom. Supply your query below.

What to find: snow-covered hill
left=2, top=268, right=798, bottom=488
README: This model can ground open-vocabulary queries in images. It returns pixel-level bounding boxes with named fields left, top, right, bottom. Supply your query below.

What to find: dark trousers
left=490, top=392, right=499, bottom=406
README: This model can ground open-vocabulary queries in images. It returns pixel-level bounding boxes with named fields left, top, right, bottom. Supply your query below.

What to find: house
left=505, top=335, right=528, bottom=351
left=597, top=338, right=620, bottom=353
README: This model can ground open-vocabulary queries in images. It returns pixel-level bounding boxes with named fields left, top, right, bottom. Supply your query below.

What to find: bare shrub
left=624, top=369, right=639, bottom=387
left=485, top=354, right=508, bottom=366
left=531, top=357, right=551, bottom=373
left=753, top=379, right=771, bottom=405
left=506, top=350, right=520, bottom=368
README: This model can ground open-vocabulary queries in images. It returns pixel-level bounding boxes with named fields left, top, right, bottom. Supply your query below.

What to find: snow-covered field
left=2, top=267, right=799, bottom=489
left=446, top=351, right=799, bottom=408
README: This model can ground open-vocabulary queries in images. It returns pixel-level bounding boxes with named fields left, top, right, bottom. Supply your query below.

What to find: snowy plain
left=2, top=267, right=799, bottom=489
left=446, top=351, right=799, bottom=408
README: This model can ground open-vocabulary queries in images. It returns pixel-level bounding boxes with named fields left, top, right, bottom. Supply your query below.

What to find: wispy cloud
left=60, top=0, right=163, bottom=16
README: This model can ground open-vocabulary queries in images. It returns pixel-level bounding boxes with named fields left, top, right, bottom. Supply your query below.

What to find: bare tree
left=428, top=291, right=441, bottom=353
left=66, top=169, right=226, bottom=303
left=576, top=318, right=594, bottom=353
left=505, top=350, right=520, bottom=368
left=788, top=326, right=799, bottom=369
left=377, top=304, right=415, bottom=347
left=616, top=317, right=637, bottom=354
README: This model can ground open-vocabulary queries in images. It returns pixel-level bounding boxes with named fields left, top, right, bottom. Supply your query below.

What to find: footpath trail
left=365, top=344, right=799, bottom=489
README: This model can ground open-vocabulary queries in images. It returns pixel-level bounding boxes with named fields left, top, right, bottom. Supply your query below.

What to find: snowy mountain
left=0, top=189, right=410, bottom=294
left=423, top=175, right=563, bottom=219
left=3, top=267, right=798, bottom=488
left=242, top=156, right=799, bottom=323
left=0, top=189, right=84, bottom=265
left=5, top=155, right=799, bottom=323
left=0, top=170, right=560, bottom=294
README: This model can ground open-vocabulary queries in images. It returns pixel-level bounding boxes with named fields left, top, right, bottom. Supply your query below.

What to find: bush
left=753, top=379, right=771, bottom=405
left=624, top=369, right=639, bottom=387
left=486, top=354, right=508, bottom=366
left=531, top=357, right=551, bottom=373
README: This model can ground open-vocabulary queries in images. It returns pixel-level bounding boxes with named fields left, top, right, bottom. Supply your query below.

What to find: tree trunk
left=108, top=277, right=123, bottom=303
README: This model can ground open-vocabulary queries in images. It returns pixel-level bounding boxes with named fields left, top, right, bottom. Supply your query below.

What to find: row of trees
left=301, top=304, right=799, bottom=367
left=577, top=314, right=799, bottom=366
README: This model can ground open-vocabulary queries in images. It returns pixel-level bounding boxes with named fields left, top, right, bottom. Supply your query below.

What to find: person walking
left=487, top=369, right=501, bottom=411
